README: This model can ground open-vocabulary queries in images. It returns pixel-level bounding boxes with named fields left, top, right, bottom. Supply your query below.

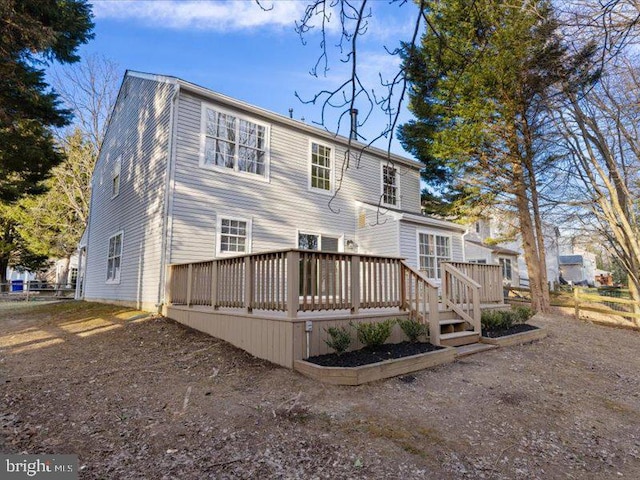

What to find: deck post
left=399, top=263, right=406, bottom=311
left=165, top=265, right=173, bottom=305
left=211, top=260, right=218, bottom=309
left=351, top=255, right=361, bottom=314
left=287, top=250, right=300, bottom=318
left=244, top=256, right=253, bottom=313
left=428, top=284, right=440, bottom=345
left=186, top=263, right=193, bottom=307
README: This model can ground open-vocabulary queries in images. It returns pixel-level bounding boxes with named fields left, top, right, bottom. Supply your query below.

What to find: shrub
left=324, top=326, right=352, bottom=355
left=513, top=305, right=534, bottom=323
left=481, top=310, right=513, bottom=332
left=398, top=318, right=428, bottom=342
left=351, top=319, right=396, bottom=348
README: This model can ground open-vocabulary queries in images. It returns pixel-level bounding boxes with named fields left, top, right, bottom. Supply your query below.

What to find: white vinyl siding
left=106, top=232, right=123, bottom=283
left=169, top=91, right=427, bottom=265
left=309, top=141, right=333, bottom=192
left=217, top=216, right=251, bottom=255
left=83, top=74, right=174, bottom=310
left=200, top=104, right=269, bottom=178
left=381, top=164, right=399, bottom=207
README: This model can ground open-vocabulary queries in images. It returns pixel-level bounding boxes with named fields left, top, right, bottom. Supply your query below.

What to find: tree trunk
left=513, top=162, right=550, bottom=313
left=0, top=254, right=8, bottom=293
left=56, top=256, right=71, bottom=296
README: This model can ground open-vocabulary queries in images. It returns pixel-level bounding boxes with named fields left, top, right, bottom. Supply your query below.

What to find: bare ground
left=1, top=301, right=639, bottom=479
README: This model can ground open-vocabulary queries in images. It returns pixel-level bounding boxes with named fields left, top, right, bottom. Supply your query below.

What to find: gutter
left=157, top=82, right=180, bottom=311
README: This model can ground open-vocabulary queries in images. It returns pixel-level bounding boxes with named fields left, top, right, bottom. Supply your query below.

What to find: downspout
left=157, top=82, right=180, bottom=312
left=81, top=178, right=97, bottom=300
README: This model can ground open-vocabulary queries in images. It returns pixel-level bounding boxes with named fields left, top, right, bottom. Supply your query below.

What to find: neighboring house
left=559, top=254, right=596, bottom=286
left=78, top=71, right=468, bottom=311
left=466, top=217, right=561, bottom=288
left=464, top=239, right=520, bottom=287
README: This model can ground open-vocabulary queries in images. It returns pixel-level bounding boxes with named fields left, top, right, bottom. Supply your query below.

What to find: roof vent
left=350, top=108, right=358, bottom=141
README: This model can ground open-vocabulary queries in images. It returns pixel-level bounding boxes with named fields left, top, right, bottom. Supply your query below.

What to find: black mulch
left=306, top=341, right=444, bottom=368
left=482, top=323, right=539, bottom=338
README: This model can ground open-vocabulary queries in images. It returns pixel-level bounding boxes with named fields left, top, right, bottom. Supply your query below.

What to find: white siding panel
left=170, top=92, right=418, bottom=262
left=83, top=75, right=173, bottom=310
left=355, top=207, right=400, bottom=257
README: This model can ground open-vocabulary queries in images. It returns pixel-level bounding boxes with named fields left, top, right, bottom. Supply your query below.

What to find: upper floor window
left=217, top=216, right=251, bottom=255
left=309, top=142, right=332, bottom=192
left=106, top=232, right=123, bottom=284
left=202, top=106, right=268, bottom=178
left=111, top=156, right=121, bottom=198
left=418, top=232, right=451, bottom=279
left=382, top=164, right=398, bottom=206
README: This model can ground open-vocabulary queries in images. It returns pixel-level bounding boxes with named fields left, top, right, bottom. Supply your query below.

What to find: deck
left=164, top=249, right=505, bottom=368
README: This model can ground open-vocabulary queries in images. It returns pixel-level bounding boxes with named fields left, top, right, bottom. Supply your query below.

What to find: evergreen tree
left=398, top=0, right=598, bottom=312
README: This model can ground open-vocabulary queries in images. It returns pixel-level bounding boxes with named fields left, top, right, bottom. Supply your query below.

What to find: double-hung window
left=418, top=232, right=451, bottom=279
left=106, top=232, right=123, bottom=283
left=499, top=258, right=512, bottom=281
left=217, top=217, right=251, bottom=255
left=382, top=164, right=398, bottom=206
left=202, top=106, right=268, bottom=177
left=310, top=142, right=332, bottom=192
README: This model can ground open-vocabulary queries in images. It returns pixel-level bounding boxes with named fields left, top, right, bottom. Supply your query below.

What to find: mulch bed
left=482, top=323, right=539, bottom=338
left=306, top=341, right=443, bottom=368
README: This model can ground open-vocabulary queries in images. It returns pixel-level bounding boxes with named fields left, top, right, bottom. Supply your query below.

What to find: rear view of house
left=79, top=71, right=506, bottom=368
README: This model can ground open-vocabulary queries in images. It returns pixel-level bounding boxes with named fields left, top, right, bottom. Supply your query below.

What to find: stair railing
left=442, top=263, right=482, bottom=335
left=400, top=261, right=441, bottom=345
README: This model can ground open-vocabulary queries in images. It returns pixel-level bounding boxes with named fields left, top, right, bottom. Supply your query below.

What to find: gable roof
left=559, top=255, right=584, bottom=265
left=466, top=239, right=519, bottom=256
left=125, top=70, right=423, bottom=170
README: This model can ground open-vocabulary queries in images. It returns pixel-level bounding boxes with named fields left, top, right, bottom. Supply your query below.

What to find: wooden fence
left=574, top=287, right=640, bottom=327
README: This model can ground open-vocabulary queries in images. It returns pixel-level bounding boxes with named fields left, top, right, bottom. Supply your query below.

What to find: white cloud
left=92, top=0, right=308, bottom=31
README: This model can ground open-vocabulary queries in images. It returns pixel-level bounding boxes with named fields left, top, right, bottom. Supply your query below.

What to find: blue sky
left=67, top=0, right=420, bottom=155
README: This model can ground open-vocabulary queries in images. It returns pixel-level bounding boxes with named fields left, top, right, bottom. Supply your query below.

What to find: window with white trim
left=382, top=164, right=398, bottom=206
left=106, top=232, right=123, bottom=283
left=499, top=258, right=512, bottom=281
left=218, top=217, right=251, bottom=254
left=111, top=156, right=121, bottom=198
left=203, top=107, right=267, bottom=176
left=310, top=142, right=332, bottom=191
left=298, top=232, right=340, bottom=252
left=418, top=233, right=451, bottom=279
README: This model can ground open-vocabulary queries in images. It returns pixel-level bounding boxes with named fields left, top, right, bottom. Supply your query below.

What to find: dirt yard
left=1, top=301, right=639, bottom=479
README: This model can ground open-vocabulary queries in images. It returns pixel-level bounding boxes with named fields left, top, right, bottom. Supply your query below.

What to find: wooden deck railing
left=167, top=250, right=408, bottom=317
left=442, top=263, right=482, bottom=334
left=445, top=261, right=503, bottom=303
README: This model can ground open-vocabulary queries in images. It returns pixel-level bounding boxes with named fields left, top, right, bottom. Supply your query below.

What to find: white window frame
left=499, top=257, right=513, bottom=281
left=111, top=155, right=121, bottom=199
left=296, top=230, right=344, bottom=252
left=416, top=230, right=452, bottom=280
left=106, top=231, right=123, bottom=284
left=381, top=163, right=400, bottom=207
left=199, top=103, right=270, bottom=182
left=216, top=215, right=252, bottom=256
left=308, top=140, right=334, bottom=195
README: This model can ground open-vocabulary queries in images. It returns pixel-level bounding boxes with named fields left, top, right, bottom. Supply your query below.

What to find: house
left=78, top=71, right=505, bottom=368
left=559, top=254, right=596, bottom=286
left=466, top=217, right=560, bottom=289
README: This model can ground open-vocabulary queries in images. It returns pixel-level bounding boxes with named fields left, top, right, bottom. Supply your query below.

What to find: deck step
left=439, top=319, right=466, bottom=326
left=439, top=331, right=480, bottom=347
left=455, top=342, right=498, bottom=357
